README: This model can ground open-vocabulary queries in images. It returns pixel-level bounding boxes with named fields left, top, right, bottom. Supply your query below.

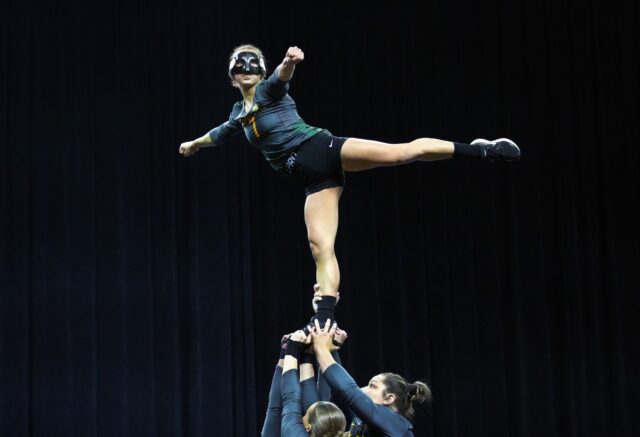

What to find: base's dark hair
left=381, top=373, right=432, bottom=419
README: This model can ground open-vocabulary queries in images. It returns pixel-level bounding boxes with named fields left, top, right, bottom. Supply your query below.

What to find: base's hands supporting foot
left=278, top=333, right=292, bottom=359
left=472, top=138, right=521, bottom=162
left=310, top=318, right=340, bottom=353
left=312, top=284, right=341, bottom=313
left=333, top=327, right=348, bottom=348
left=289, top=329, right=311, bottom=345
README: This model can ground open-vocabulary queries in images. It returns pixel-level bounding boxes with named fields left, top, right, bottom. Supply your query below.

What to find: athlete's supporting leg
left=340, top=137, right=519, bottom=171
left=304, top=186, right=342, bottom=298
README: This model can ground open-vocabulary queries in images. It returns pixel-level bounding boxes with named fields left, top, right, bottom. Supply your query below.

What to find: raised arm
left=299, top=353, right=320, bottom=412
left=317, top=327, right=347, bottom=402
left=311, top=319, right=339, bottom=372
left=281, top=330, right=312, bottom=437
left=260, top=335, right=291, bottom=437
left=277, top=46, right=304, bottom=83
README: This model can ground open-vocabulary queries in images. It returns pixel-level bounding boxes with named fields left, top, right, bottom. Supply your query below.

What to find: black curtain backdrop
left=1, top=0, right=639, bottom=436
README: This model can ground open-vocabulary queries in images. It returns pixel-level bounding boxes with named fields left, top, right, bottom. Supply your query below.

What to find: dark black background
left=1, top=0, right=638, bottom=436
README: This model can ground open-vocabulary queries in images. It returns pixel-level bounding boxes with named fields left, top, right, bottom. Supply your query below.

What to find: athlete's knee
left=308, top=236, right=334, bottom=261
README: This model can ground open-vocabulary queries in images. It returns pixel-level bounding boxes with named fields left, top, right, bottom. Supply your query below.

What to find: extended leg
left=340, top=137, right=519, bottom=171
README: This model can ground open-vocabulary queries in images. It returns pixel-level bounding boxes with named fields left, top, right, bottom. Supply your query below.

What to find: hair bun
left=409, top=381, right=432, bottom=405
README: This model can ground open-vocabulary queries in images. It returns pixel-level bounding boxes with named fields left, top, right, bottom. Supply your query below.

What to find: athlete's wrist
left=194, top=135, right=211, bottom=146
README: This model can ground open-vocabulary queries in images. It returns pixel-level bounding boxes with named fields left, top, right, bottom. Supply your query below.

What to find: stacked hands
left=281, top=319, right=348, bottom=360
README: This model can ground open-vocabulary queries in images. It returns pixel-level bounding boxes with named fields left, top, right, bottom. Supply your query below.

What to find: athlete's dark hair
left=380, top=373, right=432, bottom=419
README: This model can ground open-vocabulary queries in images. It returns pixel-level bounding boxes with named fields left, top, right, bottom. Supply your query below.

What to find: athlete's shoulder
left=229, top=100, right=243, bottom=114
left=258, top=70, right=290, bottom=100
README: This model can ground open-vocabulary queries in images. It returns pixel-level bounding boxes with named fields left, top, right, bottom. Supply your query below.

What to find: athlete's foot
left=471, top=138, right=521, bottom=162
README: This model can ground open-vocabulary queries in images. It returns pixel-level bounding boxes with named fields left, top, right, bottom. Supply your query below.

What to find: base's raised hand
left=311, top=318, right=339, bottom=352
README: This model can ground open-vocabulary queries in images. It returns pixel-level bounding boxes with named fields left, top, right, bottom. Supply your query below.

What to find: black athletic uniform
left=208, top=69, right=346, bottom=195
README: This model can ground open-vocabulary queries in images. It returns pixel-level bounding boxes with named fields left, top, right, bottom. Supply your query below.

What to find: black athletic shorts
left=283, top=130, right=347, bottom=196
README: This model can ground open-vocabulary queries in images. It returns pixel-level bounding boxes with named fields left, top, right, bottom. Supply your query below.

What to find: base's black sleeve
left=281, top=370, right=309, bottom=437
left=317, top=350, right=342, bottom=401
left=300, top=376, right=320, bottom=413
left=261, top=365, right=283, bottom=437
left=316, top=351, right=355, bottom=430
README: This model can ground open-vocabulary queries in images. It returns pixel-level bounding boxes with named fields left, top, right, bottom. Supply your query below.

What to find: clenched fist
left=179, top=141, right=200, bottom=157
left=283, top=46, right=304, bottom=66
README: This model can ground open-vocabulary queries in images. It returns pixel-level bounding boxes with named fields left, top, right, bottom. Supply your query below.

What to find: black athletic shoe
left=471, top=138, right=521, bottom=162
